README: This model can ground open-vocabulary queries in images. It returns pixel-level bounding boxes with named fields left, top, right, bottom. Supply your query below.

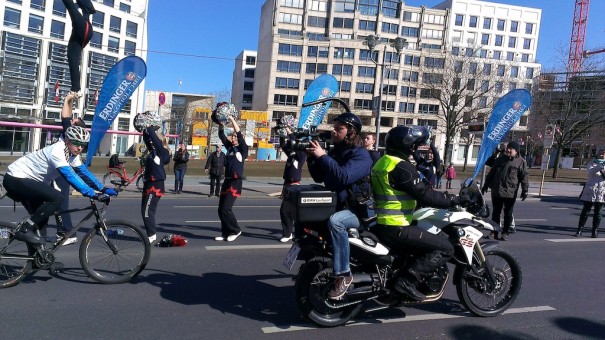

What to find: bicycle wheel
left=0, top=222, right=34, bottom=288
left=79, top=220, right=150, bottom=284
left=136, top=176, right=144, bottom=192
left=0, top=174, right=6, bottom=199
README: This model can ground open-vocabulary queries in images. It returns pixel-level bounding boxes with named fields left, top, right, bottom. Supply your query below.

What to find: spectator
left=413, top=141, right=441, bottom=189
left=575, top=149, right=605, bottom=238
left=173, top=144, right=190, bottom=194
left=436, top=163, right=446, bottom=189
left=445, top=163, right=456, bottom=190
left=481, top=141, right=529, bottom=241
left=362, top=132, right=380, bottom=165
left=204, top=145, right=226, bottom=197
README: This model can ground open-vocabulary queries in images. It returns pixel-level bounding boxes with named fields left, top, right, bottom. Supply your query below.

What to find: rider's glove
left=94, top=194, right=111, bottom=204
left=102, top=187, right=118, bottom=196
left=520, top=191, right=528, bottom=201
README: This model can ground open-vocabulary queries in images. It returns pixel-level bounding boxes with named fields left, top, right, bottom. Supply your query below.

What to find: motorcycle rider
left=305, top=112, right=372, bottom=300
left=371, top=125, right=468, bottom=301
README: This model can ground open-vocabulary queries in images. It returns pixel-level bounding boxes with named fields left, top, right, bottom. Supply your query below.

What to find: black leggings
left=62, top=0, right=94, bottom=92
left=218, top=178, right=242, bottom=236
left=141, top=181, right=164, bottom=237
left=491, top=196, right=517, bottom=233
left=578, top=201, right=603, bottom=228
left=3, top=174, right=64, bottom=228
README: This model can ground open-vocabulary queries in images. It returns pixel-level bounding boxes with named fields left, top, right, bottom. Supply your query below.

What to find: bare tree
left=417, top=49, right=511, bottom=163
left=532, top=68, right=605, bottom=178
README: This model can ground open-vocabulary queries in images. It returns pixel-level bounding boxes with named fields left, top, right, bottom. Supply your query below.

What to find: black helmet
left=333, top=112, right=362, bottom=134
left=385, top=125, right=430, bottom=158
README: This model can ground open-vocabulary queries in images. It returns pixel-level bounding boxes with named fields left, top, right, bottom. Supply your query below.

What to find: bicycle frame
left=106, top=164, right=144, bottom=187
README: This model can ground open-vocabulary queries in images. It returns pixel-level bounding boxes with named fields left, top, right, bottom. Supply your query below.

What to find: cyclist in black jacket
left=214, top=115, right=248, bottom=242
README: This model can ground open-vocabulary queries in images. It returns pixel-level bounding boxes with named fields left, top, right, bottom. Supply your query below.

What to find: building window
left=117, top=117, right=129, bottom=131
left=126, top=21, right=137, bottom=38
left=357, top=66, right=376, bottom=78
left=526, top=67, right=534, bottom=79
left=467, top=79, right=475, bottom=90
left=359, top=20, right=376, bottom=31
left=358, top=0, right=379, bottom=16
left=497, top=19, right=505, bottom=31
left=483, top=17, right=492, bottom=29
left=307, top=46, right=329, bottom=58
left=511, top=66, right=519, bottom=78
left=308, top=0, right=327, bottom=11
left=306, top=63, right=328, bottom=74
left=103, top=0, right=114, bottom=7
left=481, top=33, right=490, bottom=45
left=333, top=17, right=354, bottom=29
left=508, top=36, right=516, bottom=48
left=31, top=0, right=45, bottom=11
left=50, top=20, right=65, bottom=39
left=307, top=15, right=327, bottom=28
left=273, top=94, right=298, bottom=106
left=521, top=53, right=530, bottom=62
left=53, top=0, right=66, bottom=16
left=359, top=50, right=378, bottom=62
left=424, top=57, right=445, bottom=69
left=510, top=20, right=518, bottom=32
left=334, top=47, right=354, bottom=59
left=242, top=94, right=253, bottom=104
left=332, top=64, right=353, bottom=76
left=355, top=82, right=374, bottom=93
left=354, top=99, right=373, bottom=110
left=277, top=60, right=301, bottom=73
left=108, top=36, right=120, bottom=53
left=506, top=52, right=515, bottom=61
left=481, top=80, right=490, bottom=92
left=119, top=3, right=130, bottom=13
left=381, top=22, right=399, bottom=34
left=455, top=14, right=463, bottom=26
left=124, top=40, right=136, bottom=56
left=497, top=64, right=505, bottom=76
left=399, top=103, right=415, bottom=114
left=4, top=8, right=21, bottom=28
left=278, top=43, right=303, bottom=56
left=402, top=71, right=419, bottom=82
left=401, top=26, right=419, bottom=38
left=243, top=81, right=254, bottom=91
left=245, top=56, right=256, bottom=65
left=403, top=11, right=419, bottom=22
left=110, top=16, right=121, bottom=33
left=525, top=23, right=534, bottom=34
left=28, top=14, right=44, bottom=34
left=275, top=77, right=300, bottom=89
left=418, top=105, right=439, bottom=115
left=495, top=81, right=503, bottom=93
left=493, top=50, right=501, bottom=60
left=334, top=0, right=355, bottom=13
left=523, top=38, right=531, bottom=50
left=279, top=12, right=303, bottom=24
left=495, top=35, right=503, bottom=46
left=382, top=0, right=399, bottom=17
left=92, top=11, right=104, bottom=28
left=90, top=31, right=102, bottom=48
left=401, top=86, right=417, bottom=98
left=281, top=0, right=304, bottom=8
left=469, top=62, right=478, bottom=74
left=469, top=15, right=478, bottom=28
left=339, top=81, right=351, bottom=92
left=483, top=64, right=492, bottom=76
left=244, top=69, right=255, bottom=78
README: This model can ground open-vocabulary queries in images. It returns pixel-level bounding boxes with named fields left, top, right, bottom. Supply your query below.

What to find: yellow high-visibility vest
left=371, top=155, right=416, bottom=226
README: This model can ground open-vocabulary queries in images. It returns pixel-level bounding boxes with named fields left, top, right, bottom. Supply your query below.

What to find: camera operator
left=305, top=112, right=372, bottom=300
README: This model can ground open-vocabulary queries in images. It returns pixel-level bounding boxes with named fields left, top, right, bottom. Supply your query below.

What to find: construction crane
left=567, top=0, right=590, bottom=75
left=583, top=48, right=605, bottom=58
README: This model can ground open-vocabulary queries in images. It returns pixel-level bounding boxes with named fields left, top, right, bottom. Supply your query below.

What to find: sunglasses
left=70, top=140, right=88, bottom=148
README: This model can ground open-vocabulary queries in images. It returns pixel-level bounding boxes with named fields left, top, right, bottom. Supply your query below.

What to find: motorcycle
left=282, top=179, right=523, bottom=327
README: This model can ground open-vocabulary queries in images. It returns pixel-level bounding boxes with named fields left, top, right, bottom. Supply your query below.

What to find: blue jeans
left=174, top=167, right=187, bottom=191
left=328, top=209, right=360, bottom=275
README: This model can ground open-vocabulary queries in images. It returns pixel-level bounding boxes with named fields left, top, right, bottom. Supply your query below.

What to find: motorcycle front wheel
left=456, top=246, right=523, bottom=316
left=294, top=259, right=361, bottom=327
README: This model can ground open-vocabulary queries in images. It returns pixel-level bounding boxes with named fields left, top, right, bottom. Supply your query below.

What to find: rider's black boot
left=14, top=219, right=44, bottom=245
left=394, top=269, right=425, bottom=302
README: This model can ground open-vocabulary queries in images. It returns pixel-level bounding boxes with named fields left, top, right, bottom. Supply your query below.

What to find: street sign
left=159, top=92, right=166, bottom=106
left=543, top=124, right=554, bottom=148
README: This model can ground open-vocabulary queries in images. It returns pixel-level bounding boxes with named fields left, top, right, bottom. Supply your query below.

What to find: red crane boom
left=568, top=0, right=590, bottom=75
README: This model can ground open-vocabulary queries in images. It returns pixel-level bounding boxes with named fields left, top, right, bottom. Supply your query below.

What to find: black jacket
left=205, top=150, right=226, bottom=177
left=142, top=127, right=170, bottom=182
left=484, top=153, right=529, bottom=198
left=219, top=129, right=248, bottom=179
left=173, top=149, right=190, bottom=170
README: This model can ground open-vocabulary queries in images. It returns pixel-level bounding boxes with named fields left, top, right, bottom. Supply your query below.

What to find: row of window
left=452, top=31, right=533, bottom=50
left=454, top=14, right=535, bottom=35
left=451, top=47, right=534, bottom=63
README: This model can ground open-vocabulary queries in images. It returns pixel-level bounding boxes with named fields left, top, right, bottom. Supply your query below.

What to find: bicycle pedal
left=50, top=262, right=65, bottom=274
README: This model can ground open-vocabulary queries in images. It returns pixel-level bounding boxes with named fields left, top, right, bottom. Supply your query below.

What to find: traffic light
left=467, top=122, right=485, bottom=134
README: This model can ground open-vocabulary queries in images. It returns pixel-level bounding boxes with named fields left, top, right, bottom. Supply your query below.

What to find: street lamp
left=364, top=35, right=407, bottom=150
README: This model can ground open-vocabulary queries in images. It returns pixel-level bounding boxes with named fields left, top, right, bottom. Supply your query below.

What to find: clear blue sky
left=144, top=0, right=605, bottom=95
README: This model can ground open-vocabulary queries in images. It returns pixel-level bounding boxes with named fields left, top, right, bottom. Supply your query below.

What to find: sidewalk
left=97, top=174, right=584, bottom=200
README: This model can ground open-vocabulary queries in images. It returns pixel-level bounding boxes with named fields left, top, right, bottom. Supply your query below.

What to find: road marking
left=546, top=238, right=605, bottom=242
left=175, top=206, right=277, bottom=208
left=551, top=207, right=569, bottom=210
left=206, top=244, right=291, bottom=251
left=514, top=219, right=547, bottom=222
left=261, top=305, right=557, bottom=333
left=186, top=219, right=280, bottom=223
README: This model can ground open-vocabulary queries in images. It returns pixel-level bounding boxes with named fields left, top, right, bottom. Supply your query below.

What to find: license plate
left=283, top=243, right=300, bottom=270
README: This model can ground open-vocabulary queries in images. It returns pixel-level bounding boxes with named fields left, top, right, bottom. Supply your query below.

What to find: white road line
left=186, top=219, right=280, bottom=223
left=546, top=238, right=605, bottom=242
left=205, top=244, right=291, bottom=251
left=514, top=219, right=547, bottom=222
left=261, top=305, right=557, bottom=333
left=175, top=206, right=276, bottom=208
left=551, top=207, right=569, bottom=210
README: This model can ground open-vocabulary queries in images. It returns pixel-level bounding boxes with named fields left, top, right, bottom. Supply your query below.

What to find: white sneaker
left=226, top=232, right=241, bottom=242
left=148, top=234, right=156, bottom=244
left=63, top=237, right=77, bottom=246
left=279, top=235, right=293, bottom=243
left=214, top=235, right=225, bottom=241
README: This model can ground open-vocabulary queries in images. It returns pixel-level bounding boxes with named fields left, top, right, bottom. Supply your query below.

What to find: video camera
left=281, top=126, right=332, bottom=154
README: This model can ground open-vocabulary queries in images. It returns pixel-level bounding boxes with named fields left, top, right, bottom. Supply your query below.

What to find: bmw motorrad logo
left=457, top=229, right=465, bottom=237
left=362, top=237, right=376, bottom=247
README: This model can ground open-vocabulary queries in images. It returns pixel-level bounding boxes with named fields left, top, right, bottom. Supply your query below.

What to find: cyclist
left=2, top=126, right=118, bottom=244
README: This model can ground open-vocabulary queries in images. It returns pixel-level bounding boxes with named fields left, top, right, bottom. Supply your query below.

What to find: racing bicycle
left=0, top=195, right=151, bottom=288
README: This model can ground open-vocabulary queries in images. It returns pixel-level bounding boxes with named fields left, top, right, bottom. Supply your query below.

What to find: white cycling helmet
left=65, top=126, right=90, bottom=143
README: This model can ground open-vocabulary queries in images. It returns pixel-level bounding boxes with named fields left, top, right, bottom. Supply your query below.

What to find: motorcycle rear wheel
left=294, top=259, right=361, bottom=327
left=456, top=246, right=522, bottom=316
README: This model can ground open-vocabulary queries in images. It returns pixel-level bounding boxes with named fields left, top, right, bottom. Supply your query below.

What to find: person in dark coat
left=173, top=144, right=190, bottom=194
left=204, top=145, right=226, bottom=197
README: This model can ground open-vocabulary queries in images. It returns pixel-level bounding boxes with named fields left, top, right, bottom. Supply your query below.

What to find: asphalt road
left=1, top=188, right=604, bottom=339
